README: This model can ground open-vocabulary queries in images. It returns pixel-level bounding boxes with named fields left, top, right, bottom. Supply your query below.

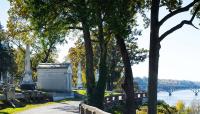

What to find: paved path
left=17, top=101, right=81, bottom=114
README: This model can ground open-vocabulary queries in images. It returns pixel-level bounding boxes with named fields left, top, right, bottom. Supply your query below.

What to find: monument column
left=20, top=44, right=35, bottom=90
left=76, top=62, right=83, bottom=89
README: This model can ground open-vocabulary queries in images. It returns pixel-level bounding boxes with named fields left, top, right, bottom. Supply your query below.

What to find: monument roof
left=37, top=63, right=71, bottom=69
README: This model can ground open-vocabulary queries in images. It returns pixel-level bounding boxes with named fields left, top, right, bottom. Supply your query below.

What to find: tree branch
left=159, top=0, right=200, bottom=27
left=159, top=3, right=200, bottom=42
left=91, top=39, right=99, bottom=43
left=67, top=26, right=83, bottom=30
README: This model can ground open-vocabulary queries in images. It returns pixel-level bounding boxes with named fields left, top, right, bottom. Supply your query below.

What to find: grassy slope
left=0, top=102, right=55, bottom=114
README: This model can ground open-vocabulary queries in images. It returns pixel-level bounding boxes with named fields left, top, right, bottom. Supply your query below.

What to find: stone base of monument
left=20, top=84, right=35, bottom=90
left=47, top=92, right=74, bottom=101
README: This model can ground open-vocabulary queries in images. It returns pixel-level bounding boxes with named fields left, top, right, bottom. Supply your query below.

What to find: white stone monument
left=76, top=62, right=83, bottom=89
left=20, top=45, right=35, bottom=90
left=37, top=63, right=72, bottom=92
left=95, top=69, right=99, bottom=82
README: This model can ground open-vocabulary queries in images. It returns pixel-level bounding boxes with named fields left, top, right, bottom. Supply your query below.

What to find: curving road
left=17, top=101, right=81, bottom=114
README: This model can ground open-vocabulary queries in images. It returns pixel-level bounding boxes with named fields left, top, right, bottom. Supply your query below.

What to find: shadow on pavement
left=53, top=105, right=79, bottom=113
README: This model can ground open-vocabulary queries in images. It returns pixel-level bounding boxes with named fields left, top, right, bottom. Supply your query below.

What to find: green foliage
left=13, top=0, right=147, bottom=110
left=73, top=89, right=120, bottom=97
left=135, top=101, right=177, bottom=114
left=160, top=0, right=183, bottom=11
left=7, top=0, right=64, bottom=81
left=176, top=100, right=185, bottom=112
left=67, top=39, right=86, bottom=87
left=13, top=48, right=25, bottom=78
left=68, top=37, right=147, bottom=90
left=0, top=24, right=16, bottom=74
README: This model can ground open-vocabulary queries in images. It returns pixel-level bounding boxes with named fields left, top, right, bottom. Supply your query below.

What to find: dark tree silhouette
left=148, top=0, right=200, bottom=114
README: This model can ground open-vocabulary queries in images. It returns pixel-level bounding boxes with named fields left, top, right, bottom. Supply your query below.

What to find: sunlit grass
left=0, top=98, right=73, bottom=114
left=0, top=102, right=54, bottom=114
left=73, top=89, right=121, bottom=97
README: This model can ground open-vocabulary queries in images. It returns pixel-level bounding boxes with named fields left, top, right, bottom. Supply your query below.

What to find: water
left=158, top=89, right=200, bottom=106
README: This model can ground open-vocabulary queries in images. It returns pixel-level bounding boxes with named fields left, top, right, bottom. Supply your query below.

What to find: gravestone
left=20, top=45, right=35, bottom=90
left=76, top=62, right=83, bottom=89
left=2, top=72, right=15, bottom=100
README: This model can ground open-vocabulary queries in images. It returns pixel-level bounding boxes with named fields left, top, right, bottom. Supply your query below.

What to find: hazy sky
left=1, top=0, right=200, bottom=81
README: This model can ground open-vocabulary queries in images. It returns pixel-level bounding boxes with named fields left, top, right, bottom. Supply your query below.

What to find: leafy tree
left=13, top=47, right=25, bottom=78
left=8, top=0, right=65, bottom=63
left=67, top=39, right=86, bottom=87
left=147, top=0, right=200, bottom=113
left=0, top=23, right=16, bottom=81
left=102, top=0, right=145, bottom=113
left=7, top=0, right=65, bottom=81
left=176, top=100, right=185, bottom=113
left=18, top=0, right=97, bottom=106
left=16, top=0, right=146, bottom=111
left=68, top=36, right=147, bottom=90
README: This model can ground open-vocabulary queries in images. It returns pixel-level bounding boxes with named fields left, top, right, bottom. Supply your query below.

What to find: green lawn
left=73, top=89, right=121, bottom=97
left=0, top=98, right=75, bottom=114
left=0, top=102, right=55, bottom=114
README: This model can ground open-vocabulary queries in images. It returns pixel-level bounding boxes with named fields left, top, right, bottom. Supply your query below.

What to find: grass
left=73, top=89, right=121, bottom=97
left=73, top=89, right=87, bottom=95
left=0, top=102, right=55, bottom=114
left=0, top=98, right=77, bottom=114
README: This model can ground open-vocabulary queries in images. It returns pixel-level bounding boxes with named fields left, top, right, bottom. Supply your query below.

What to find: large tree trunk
left=94, top=45, right=107, bottom=109
left=81, top=21, right=96, bottom=105
left=94, top=9, right=108, bottom=109
left=116, top=35, right=136, bottom=114
left=79, top=0, right=96, bottom=106
left=148, top=0, right=160, bottom=114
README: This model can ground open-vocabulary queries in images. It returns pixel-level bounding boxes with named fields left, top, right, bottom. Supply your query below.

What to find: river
left=158, top=89, right=200, bottom=106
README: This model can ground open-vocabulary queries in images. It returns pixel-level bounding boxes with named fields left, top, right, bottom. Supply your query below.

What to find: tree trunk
left=42, top=48, right=51, bottom=63
left=81, top=21, right=96, bottom=105
left=116, top=35, right=136, bottom=114
left=148, top=0, right=160, bottom=114
left=95, top=46, right=107, bottom=109
left=94, top=9, right=108, bottom=109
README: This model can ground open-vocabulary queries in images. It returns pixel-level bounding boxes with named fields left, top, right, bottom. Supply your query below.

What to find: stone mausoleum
left=37, top=63, right=72, bottom=92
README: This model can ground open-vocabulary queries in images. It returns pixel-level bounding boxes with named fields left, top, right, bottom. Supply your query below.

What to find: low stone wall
left=79, top=103, right=111, bottom=114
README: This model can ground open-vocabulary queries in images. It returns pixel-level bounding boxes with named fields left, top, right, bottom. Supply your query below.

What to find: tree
left=148, top=0, right=200, bottom=114
left=103, top=0, right=145, bottom=113
left=19, top=0, right=97, bottom=106
left=13, top=47, right=25, bottom=78
left=0, top=23, right=16, bottom=81
left=67, top=39, right=86, bottom=87
left=176, top=100, right=185, bottom=113
left=16, top=0, right=147, bottom=111
left=7, top=0, right=65, bottom=79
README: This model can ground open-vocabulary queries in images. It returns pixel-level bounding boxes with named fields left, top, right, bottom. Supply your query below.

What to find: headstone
left=95, top=69, right=99, bottom=82
left=2, top=72, right=15, bottom=100
left=20, top=45, right=35, bottom=90
left=76, top=62, right=83, bottom=89
left=6, top=72, right=15, bottom=100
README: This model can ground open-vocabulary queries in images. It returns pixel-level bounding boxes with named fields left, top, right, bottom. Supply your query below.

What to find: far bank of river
left=158, top=89, right=200, bottom=106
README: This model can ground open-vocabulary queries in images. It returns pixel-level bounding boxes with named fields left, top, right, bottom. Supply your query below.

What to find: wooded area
left=1, top=0, right=200, bottom=114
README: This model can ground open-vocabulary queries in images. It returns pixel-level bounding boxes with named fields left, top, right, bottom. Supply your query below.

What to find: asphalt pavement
left=17, top=101, right=80, bottom=114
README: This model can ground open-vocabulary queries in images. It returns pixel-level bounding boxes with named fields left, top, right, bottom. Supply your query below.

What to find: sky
left=1, top=0, right=200, bottom=81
